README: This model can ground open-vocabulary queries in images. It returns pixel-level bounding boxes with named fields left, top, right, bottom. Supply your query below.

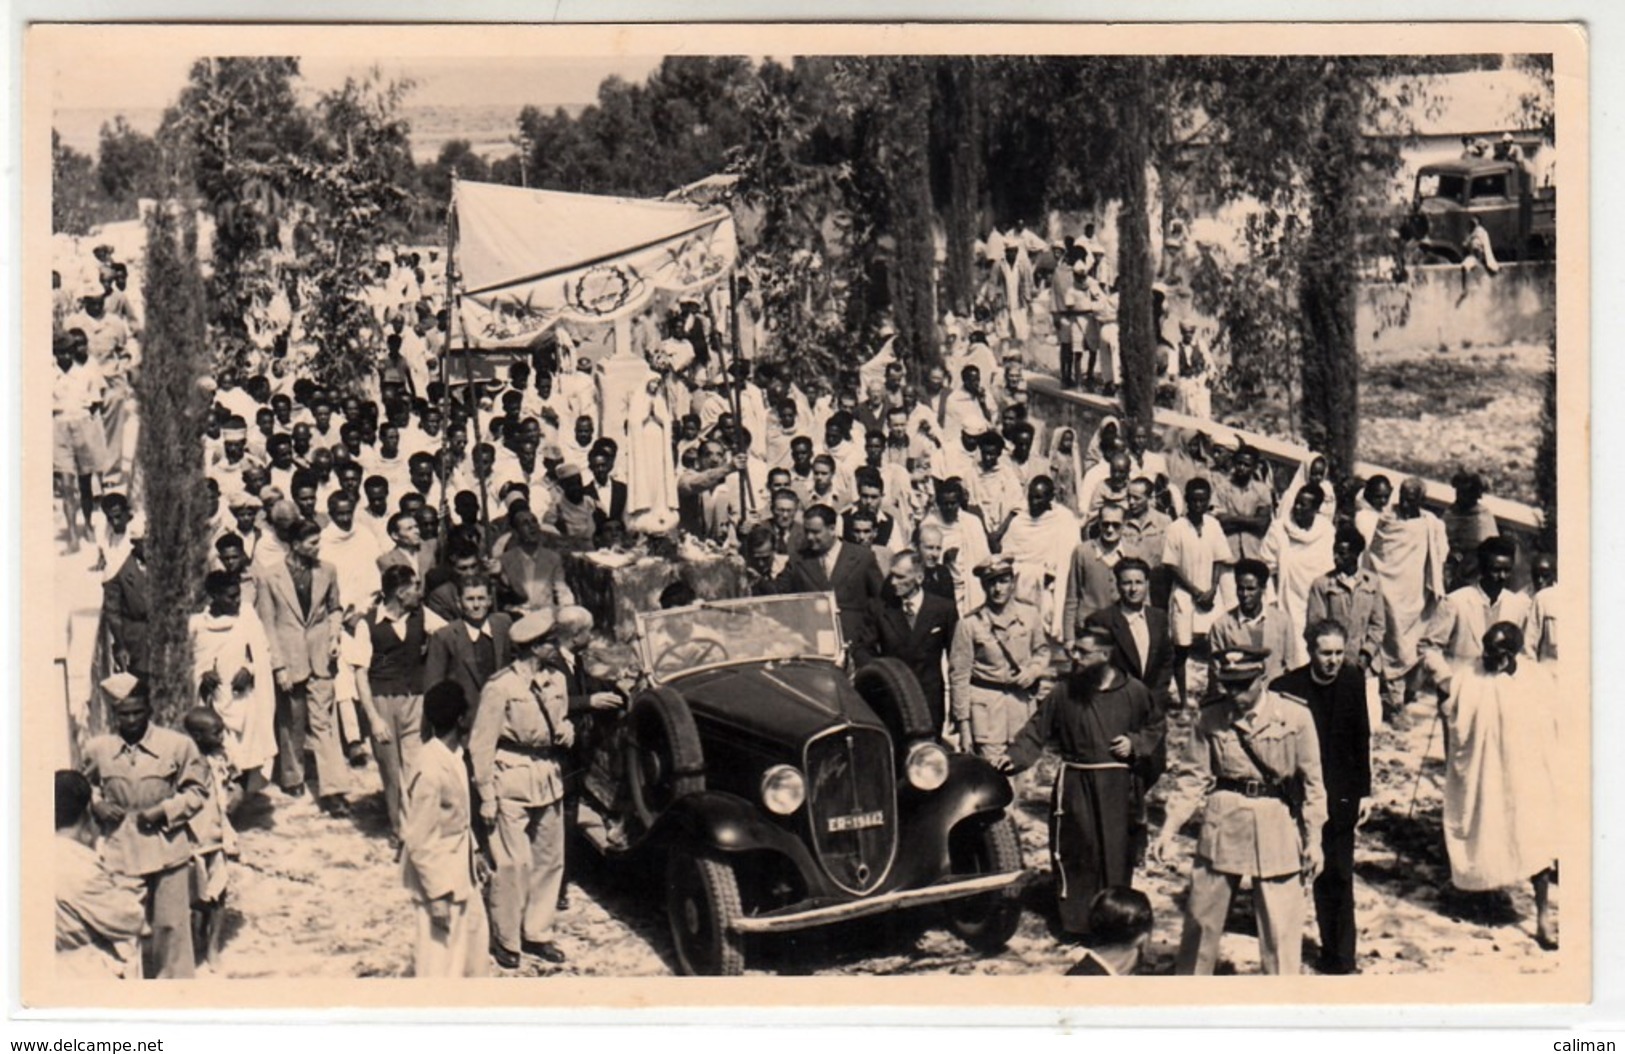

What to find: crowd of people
left=51, top=222, right=1562, bottom=980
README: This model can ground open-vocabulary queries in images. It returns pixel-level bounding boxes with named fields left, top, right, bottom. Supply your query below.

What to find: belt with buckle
left=1214, top=776, right=1285, bottom=800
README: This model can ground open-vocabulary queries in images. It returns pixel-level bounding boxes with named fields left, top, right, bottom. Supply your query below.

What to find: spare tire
left=624, top=687, right=706, bottom=833
left=853, top=657, right=937, bottom=743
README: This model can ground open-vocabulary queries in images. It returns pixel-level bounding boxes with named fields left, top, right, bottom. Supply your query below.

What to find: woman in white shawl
left=625, top=369, right=679, bottom=524
left=189, top=570, right=278, bottom=782
left=1436, top=622, right=1560, bottom=949
left=1046, top=426, right=1087, bottom=514
left=1274, top=453, right=1335, bottom=524
left=1081, top=414, right=1122, bottom=474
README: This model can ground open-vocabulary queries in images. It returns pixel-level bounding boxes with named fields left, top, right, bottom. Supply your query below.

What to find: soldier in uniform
left=1151, top=647, right=1327, bottom=975
left=947, top=556, right=1052, bottom=764
left=468, top=609, right=573, bottom=969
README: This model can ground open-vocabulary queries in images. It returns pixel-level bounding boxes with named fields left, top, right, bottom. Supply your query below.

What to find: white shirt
left=1121, top=605, right=1151, bottom=674
left=822, top=540, right=843, bottom=580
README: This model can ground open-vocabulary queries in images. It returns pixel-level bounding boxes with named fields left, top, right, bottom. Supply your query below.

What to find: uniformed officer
left=947, top=555, right=1052, bottom=763
left=1151, top=647, right=1328, bottom=975
left=468, top=608, right=573, bottom=968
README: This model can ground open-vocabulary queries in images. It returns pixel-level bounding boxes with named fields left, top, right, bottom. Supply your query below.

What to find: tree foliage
left=135, top=202, right=211, bottom=726
left=52, top=129, right=101, bottom=235
left=289, top=71, right=420, bottom=391
left=161, top=57, right=314, bottom=370
left=96, top=116, right=163, bottom=204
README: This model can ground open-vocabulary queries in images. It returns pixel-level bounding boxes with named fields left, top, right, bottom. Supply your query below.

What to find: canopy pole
left=440, top=181, right=457, bottom=552
left=727, top=273, right=749, bottom=525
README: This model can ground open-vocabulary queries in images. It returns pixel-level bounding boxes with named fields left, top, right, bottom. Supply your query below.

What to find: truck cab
left=1404, top=155, right=1555, bottom=263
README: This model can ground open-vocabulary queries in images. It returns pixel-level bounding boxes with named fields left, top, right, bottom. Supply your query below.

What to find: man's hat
left=100, top=671, right=144, bottom=701
left=511, top=608, right=556, bottom=646
left=972, top=555, right=1016, bottom=582
left=227, top=490, right=262, bottom=510
left=221, top=416, right=249, bottom=440
left=556, top=605, right=594, bottom=636
left=1212, top=647, right=1271, bottom=684
left=556, top=462, right=584, bottom=482
left=540, top=441, right=565, bottom=462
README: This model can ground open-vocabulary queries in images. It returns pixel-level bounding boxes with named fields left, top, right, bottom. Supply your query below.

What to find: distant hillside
left=53, top=102, right=588, bottom=164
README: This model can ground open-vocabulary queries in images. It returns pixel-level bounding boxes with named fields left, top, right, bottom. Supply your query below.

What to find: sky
left=52, top=53, right=666, bottom=113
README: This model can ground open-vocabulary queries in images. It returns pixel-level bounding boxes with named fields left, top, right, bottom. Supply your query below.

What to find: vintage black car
left=573, top=592, right=1028, bottom=975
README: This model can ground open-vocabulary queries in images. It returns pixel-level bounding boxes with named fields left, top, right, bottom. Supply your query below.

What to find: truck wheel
left=666, top=849, right=746, bottom=976
left=945, top=815, right=1024, bottom=954
left=625, top=687, right=705, bottom=833
left=853, top=657, right=937, bottom=743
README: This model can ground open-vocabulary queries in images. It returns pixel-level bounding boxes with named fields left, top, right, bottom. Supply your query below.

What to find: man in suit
left=1083, top=557, right=1173, bottom=708
left=1268, top=619, right=1372, bottom=975
left=774, top=503, right=884, bottom=650
left=424, top=575, right=514, bottom=714
left=582, top=438, right=627, bottom=527
left=852, top=549, right=959, bottom=734
left=102, top=513, right=151, bottom=682
left=401, top=680, right=490, bottom=977
left=253, top=518, right=349, bottom=813
left=765, top=487, right=806, bottom=564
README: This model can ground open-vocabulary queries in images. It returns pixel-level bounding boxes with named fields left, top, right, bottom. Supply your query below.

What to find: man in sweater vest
left=345, top=564, right=445, bottom=840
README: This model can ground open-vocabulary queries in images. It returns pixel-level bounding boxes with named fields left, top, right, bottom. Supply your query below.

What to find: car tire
left=666, top=849, right=746, bottom=976
left=625, top=687, right=706, bottom=834
left=853, top=657, right=936, bottom=743
left=945, top=815, right=1024, bottom=954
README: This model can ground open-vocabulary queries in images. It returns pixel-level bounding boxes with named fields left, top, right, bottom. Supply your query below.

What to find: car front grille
left=803, top=725, right=897, bottom=896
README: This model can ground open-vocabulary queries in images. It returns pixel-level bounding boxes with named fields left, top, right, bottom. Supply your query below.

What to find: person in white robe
left=1046, top=426, right=1088, bottom=515
left=1361, top=477, right=1448, bottom=718
left=997, top=475, right=1082, bottom=637
left=190, top=571, right=278, bottom=780
left=1259, top=486, right=1336, bottom=669
left=1435, top=622, right=1559, bottom=948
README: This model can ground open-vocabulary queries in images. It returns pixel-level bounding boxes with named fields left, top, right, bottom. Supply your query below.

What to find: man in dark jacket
left=774, top=504, right=883, bottom=649
left=1083, top=557, right=1173, bottom=710
left=1267, top=618, right=1373, bottom=975
left=852, top=550, right=959, bottom=734
left=102, top=513, right=151, bottom=682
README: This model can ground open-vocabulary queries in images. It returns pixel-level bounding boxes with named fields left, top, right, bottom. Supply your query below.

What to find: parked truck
left=1400, top=155, right=1556, bottom=264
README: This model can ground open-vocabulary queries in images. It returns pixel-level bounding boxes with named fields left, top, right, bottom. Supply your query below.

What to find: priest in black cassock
left=1003, top=623, right=1165, bottom=936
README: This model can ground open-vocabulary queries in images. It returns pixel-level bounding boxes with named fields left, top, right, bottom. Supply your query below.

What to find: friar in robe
left=1002, top=624, right=1165, bottom=936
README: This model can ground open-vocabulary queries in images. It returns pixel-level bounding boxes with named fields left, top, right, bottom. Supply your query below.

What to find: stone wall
left=1358, top=261, right=1555, bottom=353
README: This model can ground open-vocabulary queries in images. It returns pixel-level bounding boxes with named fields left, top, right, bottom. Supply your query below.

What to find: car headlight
left=905, top=741, right=950, bottom=792
left=760, top=764, right=806, bottom=816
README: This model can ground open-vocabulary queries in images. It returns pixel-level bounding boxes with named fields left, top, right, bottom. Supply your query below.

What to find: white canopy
left=450, top=180, right=738, bottom=349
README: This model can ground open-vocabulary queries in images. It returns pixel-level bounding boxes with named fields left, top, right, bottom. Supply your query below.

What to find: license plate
left=827, top=810, right=884, bottom=833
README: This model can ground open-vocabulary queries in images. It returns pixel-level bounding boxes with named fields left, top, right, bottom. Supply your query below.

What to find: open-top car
left=573, top=592, right=1028, bottom=975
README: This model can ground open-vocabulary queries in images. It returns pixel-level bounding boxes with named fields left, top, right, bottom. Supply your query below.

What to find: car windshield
left=637, top=593, right=844, bottom=682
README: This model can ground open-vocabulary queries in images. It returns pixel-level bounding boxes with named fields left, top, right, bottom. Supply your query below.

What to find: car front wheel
left=945, top=815, right=1024, bottom=954
left=666, top=849, right=746, bottom=976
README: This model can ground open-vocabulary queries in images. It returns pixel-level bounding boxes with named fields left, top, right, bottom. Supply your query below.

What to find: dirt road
left=213, top=691, right=1562, bottom=979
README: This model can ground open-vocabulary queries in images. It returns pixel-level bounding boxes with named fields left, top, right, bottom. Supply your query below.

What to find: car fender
left=914, top=753, right=1015, bottom=829
left=888, top=753, right=1017, bottom=887
left=653, top=789, right=808, bottom=857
